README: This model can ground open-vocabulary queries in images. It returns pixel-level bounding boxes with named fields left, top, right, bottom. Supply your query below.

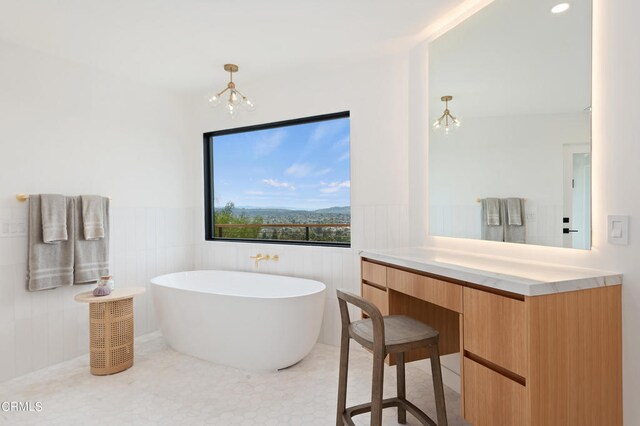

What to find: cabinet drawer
left=362, top=260, right=387, bottom=287
left=386, top=268, right=462, bottom=313
left=362, top=283, right=388, bottom=316
left=463, top=356, right=528, bottom=426
left=464, top=287, right=527, bottom=377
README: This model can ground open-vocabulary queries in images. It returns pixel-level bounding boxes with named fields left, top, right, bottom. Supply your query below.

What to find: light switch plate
left=608, top=215, right=629, bottom=245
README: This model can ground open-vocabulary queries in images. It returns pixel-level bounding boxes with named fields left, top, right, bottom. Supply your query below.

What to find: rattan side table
left=75, top=287, right=145, bottom=376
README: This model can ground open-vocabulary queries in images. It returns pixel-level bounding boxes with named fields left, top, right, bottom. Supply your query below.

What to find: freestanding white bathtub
left=150, top=270, right=326, bottom=371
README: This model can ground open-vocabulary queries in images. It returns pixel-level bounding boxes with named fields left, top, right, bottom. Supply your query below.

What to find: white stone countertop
left=359, top=247, right=622, bottom=296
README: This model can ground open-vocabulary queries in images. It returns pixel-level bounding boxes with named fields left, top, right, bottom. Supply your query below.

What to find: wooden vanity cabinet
left=463, top=287, right=527, bottom=378
left=360, top=258, right=622, bottom=426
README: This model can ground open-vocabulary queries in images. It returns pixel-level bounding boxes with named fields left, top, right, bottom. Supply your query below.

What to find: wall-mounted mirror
left=428, top=0, right=592, bottom=249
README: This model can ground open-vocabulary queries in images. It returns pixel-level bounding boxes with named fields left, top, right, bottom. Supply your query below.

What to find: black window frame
left=203, top=111, right=351, bottom=247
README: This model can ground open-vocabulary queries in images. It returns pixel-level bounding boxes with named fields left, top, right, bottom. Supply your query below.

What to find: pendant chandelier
left=208, top=64, right=255, bottom=118
left=433, top=95, right=461, bottom=134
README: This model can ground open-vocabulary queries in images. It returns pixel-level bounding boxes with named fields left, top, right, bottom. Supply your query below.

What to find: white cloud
left=285, top=163, right=333, bottom=178
left=262, top=178, right=296, bottom=190
left=310, top=120, right=349, bottom=144
left=285, top=163, right=313, bottom=178
left=313, top=168, right=332, bottom=176
left=253, top=130, right=285, bottom=158
left=320, top=180, right=350, bottom=194
left=337, top=151, right=350, bottom=162
left=310, top=123, right=329, bottom=143
left=333, top=135, right=350, bottom=149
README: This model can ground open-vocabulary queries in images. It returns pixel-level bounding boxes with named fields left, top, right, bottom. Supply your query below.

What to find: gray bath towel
left=503, top=198, right=526, bottom=243
left=27, top=195, right=75, bottom=291
left=81, top=195, right=105, bottom=240
left=41, top=194, right=68, bottom=243
left=485, top=198, right=501, bottom=226
left=74, top=196, right=110, bottom=284
left=481, top=198, right=504, bottom=241
left=506, top=198, right=523, bottom=226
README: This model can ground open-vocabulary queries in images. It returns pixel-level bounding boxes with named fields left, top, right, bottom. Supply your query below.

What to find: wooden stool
left=336, top=289, right=448, bottom=426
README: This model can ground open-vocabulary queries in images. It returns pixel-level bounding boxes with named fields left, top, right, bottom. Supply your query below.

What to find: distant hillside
left=218, top=206, right=350, bottom=216
left=214, top=205, right=350, bottom=225
left=313, top=206, right=350, bottom=214
left=230, top=207, right=301, bottom=216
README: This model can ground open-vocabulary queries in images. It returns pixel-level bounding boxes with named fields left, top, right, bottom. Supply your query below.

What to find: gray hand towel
left=81, top=195, right=105, bottom=240
left=74, top=196, right=110, bottom=284
left=506, top=198, right=523, bottom=226
left=28, top=195, right=75, bottom=291
left=481, top=199, right=504, bottom=241
left=503, top=199, right=526, bottom=243
left=41, top=194, right=68, bottom=243
left=485, top=198, right=501, bottom=226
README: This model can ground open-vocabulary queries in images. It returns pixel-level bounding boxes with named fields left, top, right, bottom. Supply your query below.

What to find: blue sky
left=212, top=117, right=350, bottom=210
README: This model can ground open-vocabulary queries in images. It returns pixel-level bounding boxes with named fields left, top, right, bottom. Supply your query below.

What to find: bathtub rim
left=150, top=270, right=326, bottom=300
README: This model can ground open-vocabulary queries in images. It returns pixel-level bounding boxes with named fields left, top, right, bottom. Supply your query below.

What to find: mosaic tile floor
left=0, top=332, right=468, bottom=425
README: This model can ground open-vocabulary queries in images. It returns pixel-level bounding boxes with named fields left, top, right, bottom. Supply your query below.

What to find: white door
left=562, top=144, right=591, bottom=249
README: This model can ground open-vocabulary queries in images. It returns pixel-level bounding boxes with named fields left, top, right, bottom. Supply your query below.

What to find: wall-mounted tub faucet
left=250, top=253, right=279, bottom=268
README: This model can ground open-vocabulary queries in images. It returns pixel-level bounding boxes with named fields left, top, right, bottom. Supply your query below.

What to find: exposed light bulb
left=227, top=104, right=236, bottom=118
left=208, top=94, right=221, bottom=107
left=551, top=3, right=570, bottom=14
left=243, top=97, right=256, bottom=112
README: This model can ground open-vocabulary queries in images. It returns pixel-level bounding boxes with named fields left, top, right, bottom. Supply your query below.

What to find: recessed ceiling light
left=551, top=3, right=571, bottom=14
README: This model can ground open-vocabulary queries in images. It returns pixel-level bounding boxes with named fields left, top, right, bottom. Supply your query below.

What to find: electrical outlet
left=525, top=207, right=537, bottom=222
left=0, top=219, right=27, bottom=237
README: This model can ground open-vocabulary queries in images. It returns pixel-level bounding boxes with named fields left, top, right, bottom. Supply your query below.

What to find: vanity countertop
left=359, top=247, right=622, bottom=296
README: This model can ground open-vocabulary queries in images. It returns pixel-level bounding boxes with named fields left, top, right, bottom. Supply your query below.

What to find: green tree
left=214, top=202, right=264, bottom=239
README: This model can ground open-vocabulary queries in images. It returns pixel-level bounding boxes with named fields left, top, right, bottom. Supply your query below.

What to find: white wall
left=190, top=54, right=413, bottom=346
left=2, top=0, right=639, bottom=422
left=0, top=39, right=196, bottom=382
left=429, top=112, right=590, bottom=246
left=410, top=0, right=640, bottom=423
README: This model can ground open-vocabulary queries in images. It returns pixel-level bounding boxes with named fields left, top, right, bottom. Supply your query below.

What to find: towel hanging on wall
left=81, top=195, right=105, bottom=240
left=27, top=195, right=75, bottom=291
left=481, top=198, right=504, bottom=242
left=40, top=194, right=68, bottom=243
left=74, top=196, right=110, bottom=284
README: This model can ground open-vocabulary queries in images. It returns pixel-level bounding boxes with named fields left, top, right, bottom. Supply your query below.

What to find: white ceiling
left=0, top=0, right=464, bottom=93
left=429, top=0, right=592, bottom=117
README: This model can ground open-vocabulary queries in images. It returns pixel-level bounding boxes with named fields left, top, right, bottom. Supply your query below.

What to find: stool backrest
left=336, top=289, right=385, bottom=348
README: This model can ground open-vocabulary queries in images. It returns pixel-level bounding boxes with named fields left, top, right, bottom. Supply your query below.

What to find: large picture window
left=204, top=111, right=351, bottom=246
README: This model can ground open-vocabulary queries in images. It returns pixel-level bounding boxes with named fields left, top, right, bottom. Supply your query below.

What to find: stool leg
left=336, top=331, right=350, bottom=426
left=428, top=342, right=448, bottom=426
left=371, top=347, right=385, bottom=426
left=396, top=352, right=407, bottom=424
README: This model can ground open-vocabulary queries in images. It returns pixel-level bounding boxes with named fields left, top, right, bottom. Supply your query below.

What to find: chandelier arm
left=234, top=88, right=248, bottom=99
left=217, top=87, right=230, bottom=97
